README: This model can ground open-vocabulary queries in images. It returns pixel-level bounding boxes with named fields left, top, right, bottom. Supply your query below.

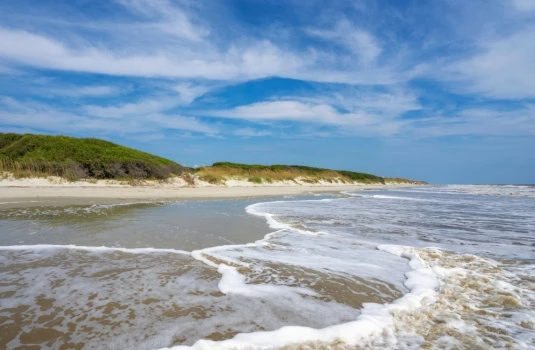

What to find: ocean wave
left=2, top=187, right=533, bottom=349
left=166, top=194, right=534, bottom=349
left=398, top=185, right=535, bottom=198
left=161, top=245, right=441, bottom=350
left=161, top=246, right=535, bottom=349
left=342, top=192, right=436, bottom=202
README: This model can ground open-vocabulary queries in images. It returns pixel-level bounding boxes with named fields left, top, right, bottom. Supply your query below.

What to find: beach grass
left=194, top=162, right=386, bottom=184
left=1, top=133, right=425, bottom=185
left=0, top=133, right=186, bottom=180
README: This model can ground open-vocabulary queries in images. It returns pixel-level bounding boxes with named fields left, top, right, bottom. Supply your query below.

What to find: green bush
left=208, top=162, right=386, bottom=184
left=248, top=176, right=263, bottom=184
left=198, top=174, right=221, bottom=184
left=0, top=133, right=186, bottom=180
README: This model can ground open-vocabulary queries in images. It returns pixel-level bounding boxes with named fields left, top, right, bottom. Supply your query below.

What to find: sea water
left=0, top=186, right=533, bottom=349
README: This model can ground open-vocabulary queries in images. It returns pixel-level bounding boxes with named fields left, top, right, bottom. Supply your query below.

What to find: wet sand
left=0, top=249, right=401, bottom=349
left=0, top=184, right=396, bottom=208
left=0, top=199, right=275, bottom=250
left=0, top=196, right=405, bottom=349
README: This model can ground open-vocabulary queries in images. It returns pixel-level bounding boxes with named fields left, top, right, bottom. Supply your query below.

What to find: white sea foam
left=136, top=197, right=410, bottom=349
left=162, top=245, right=440, bottom=350
left=217, top=264, right=319, bottom=298
left=342, top=191, right=435, bottom=202
left=2, top=185, right=533, bottom=349
left=163, top=187, right=534, bottom=349
left=2, top=243, right=358, bottom=349
left=396, top=184, right=535, bottom=197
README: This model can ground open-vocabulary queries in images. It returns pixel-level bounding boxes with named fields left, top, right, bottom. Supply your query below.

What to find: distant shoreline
left=0, top=179, right=425, bottom=208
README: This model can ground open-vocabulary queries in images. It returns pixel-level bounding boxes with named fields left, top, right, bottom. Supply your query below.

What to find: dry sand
left=0, top=175, right=422, bottom=208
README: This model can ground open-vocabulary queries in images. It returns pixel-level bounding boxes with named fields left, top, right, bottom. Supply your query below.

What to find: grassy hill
left=0, top=133, right=185, bottom=180
left=196, top=162, right=389, bottom=184
left=0, top=133, right=425, bottom=184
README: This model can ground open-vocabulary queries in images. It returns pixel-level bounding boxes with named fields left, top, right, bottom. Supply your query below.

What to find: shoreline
left=0, top=181, right=423, bottom=208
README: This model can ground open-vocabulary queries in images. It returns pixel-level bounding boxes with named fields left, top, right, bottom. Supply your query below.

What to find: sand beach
left=0, top=176, right=418, bottom=207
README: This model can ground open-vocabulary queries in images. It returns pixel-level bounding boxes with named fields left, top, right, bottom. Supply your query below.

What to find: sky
left=0, top=0, right=534, bottom=184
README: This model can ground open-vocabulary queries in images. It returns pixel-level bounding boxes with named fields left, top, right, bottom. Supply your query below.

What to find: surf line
left=162, top=244, right=443, bottom=350
left=166, top=199, right=444, bottom=349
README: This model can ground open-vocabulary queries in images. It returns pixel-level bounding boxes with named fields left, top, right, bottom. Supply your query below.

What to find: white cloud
left=0, top=18, right=406, bottom=85
left=0, top=95, right=219, bottom=135
left=173, top=83, right=211, bottom=104
left=1, top=0, right=533, bottom=143
left=0, top=27, right=231, bottom=79
left=203, top=87, right=421, bottom=132
left=147, top=114, right=218, bottom=134
left=0, top=27, right=307, bottom=81
left=307, top=20, right=382, bottom=65
left=82, top=82, right=215, bottom=120
left=0, top=97, right=126, bottom=132
left=116, top=0, right=210, bottom=41
left=203, top=100, right=407, bottom=136
left=299, top=89, right=421, bottom=117
left=451, top=26, right=535, bottom=99
left=511, top=0, right=535, bottom=12
left=410, top=105, right=535, bottom=137
left=46, top=85, right=122, bottom=97
left=233, top=128, right=272, bottom=137
left=205, top=101, right=364, bottom=125
left=84, top=97, right=178, bottom=118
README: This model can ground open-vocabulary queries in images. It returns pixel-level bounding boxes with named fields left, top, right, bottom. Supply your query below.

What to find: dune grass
left=384, top=177, right=427, bottom=184
left=0, top=133, right=186, bottom=180
left=195, top=162, right=386, bottom=184
left=0, top=134, right=425, bottom=185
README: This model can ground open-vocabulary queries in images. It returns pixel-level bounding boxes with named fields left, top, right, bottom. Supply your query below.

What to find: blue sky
left=0, top=0, right=534, bottom=184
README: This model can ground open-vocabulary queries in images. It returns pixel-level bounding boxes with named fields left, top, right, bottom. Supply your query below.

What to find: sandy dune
left=0, top=176, right=422, bottom=207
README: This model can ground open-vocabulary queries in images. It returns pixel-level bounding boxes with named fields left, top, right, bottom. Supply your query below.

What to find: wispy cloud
left=147, top=114, right=218, bottom=135
left=296, top=88, right=421, bottom=118
left=203, top=100, right=408, bottom=137
left=0, top=0, right=534, bottom=145
left=83, top=81, right=212, bottom=118
left=116, top=0, right=210, bottom=41
left=0, top=0, right=412, bottom=88
left=410, top=105, right=535, bottom=137
left=84, top=97, right=179, bottom=118
left=448, top=26, right=535, bottom=99
left=45, top=85, right=123, bottom=97
left=173, top=83, right=212, bottom=104
left=233, top=128, right=272, bottom=137
left=306, top=19, right=382, bottom=65
left=0, top=95, right=219, bottom=136
left=201, top=86, right=421, bottom=137
left=511, top=0, right=535, bottom=12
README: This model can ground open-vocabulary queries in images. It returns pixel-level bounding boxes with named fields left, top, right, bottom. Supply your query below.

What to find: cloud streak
left=449, top=26, right=535, bottom=99
left=0, top=0, right=534, bottom=144
left=0, top=95, right=219, bottom=136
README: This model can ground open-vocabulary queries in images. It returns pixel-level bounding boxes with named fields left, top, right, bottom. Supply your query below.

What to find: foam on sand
left=2, top=185, right=533, bottom=349
left=161, top=245, right=441, bottom=349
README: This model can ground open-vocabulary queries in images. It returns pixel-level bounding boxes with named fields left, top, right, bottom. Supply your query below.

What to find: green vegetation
left=0, top=133, right=425, bottom=184
left=384, top=177, right=427, bottom=185
left=0, top=133, right=185, bottom=180
left=247, top=176, right=263, bottom=184
left=195, top=162, right=387, bottom=184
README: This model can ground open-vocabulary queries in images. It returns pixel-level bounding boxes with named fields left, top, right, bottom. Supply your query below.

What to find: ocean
left=0, top=185, right=533, bottom=349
